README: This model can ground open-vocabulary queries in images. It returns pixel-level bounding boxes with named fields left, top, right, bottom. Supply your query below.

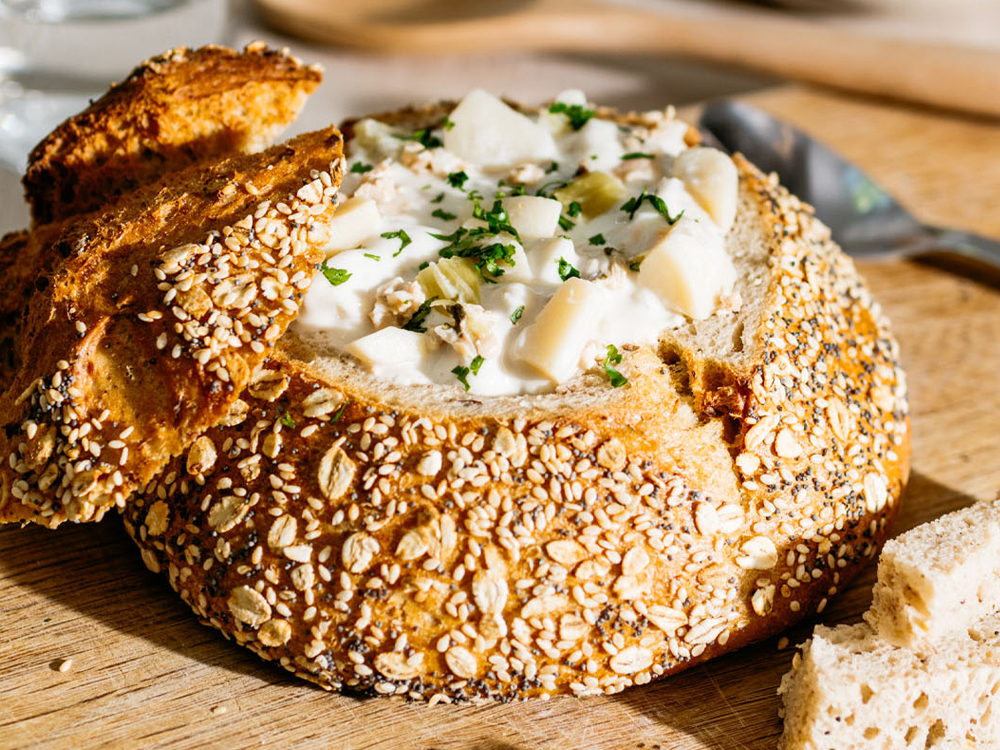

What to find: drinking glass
left=0, top=0, right=229, bottom=169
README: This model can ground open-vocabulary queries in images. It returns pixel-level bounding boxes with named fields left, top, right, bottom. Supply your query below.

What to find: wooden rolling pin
left=254, top=0, right=1000, bottom=119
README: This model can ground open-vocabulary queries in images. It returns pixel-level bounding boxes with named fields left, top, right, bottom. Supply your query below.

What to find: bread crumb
left=54, top=658, right=73, bottom=672
left=777, top=637, right=789, bottom=651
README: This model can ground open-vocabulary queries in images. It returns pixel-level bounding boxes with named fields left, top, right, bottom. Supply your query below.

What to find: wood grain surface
left=3, top=85, right=1000, bottom=750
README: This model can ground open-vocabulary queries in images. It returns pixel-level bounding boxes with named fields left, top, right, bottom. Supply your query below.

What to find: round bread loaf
left=124, top=101, right=909, bottom=701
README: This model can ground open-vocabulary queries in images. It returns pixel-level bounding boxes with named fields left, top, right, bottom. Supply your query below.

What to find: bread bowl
left=119, top=89, right=910, bottom=700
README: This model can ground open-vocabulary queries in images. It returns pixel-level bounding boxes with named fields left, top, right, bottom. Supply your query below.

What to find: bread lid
left=0, top=45, right=346, bottom=526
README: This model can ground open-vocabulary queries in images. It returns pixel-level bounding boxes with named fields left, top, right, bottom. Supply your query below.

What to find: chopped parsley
left=350, top=161, right=373, bottom=173
left=557, top=214, right=575, bottom=231
left=536, top=179, right=569, bottom=197
left=430, top=192, right=445, bottom=204
left=629, top=258, right=643, bottom=272
left=621, top=152, right=655, bottom=160
left=380, top=228, right=412, bottom=257
left=567, top=201, right=582, bottom=218
left=395, top=127, right=442, bottom=149
left=364, top=253, right=381, bottom=261
left=452, top=355, right=484, bottom=391
left=429, top=198, right=521, bottom=282
left=279, top=411, right=296, bottom=428
left=402, top=297, right=437, bottom=333
left=621, top=190, right=684, bottom=224
left=545, top=161, right=559, bottom=174
left=432, top=208, right=457, bottom=221
left=330, top=398, right=351, bottom=424
left=588, top=233, right=606, bottom=246
left=603, top=345, right=628, bottom=387
left=442, top=117, right=455, bottom=131
left=447, top=171, right=469, bottom=189
left=510, top=305, right=525, bottom=324
left=557, top=200, right=582, bottom=231
left=548, top=101, right=595, bottom=131
left=558, top=257, right=581, bottom=281
left=319, top=261, right=352, bottom=286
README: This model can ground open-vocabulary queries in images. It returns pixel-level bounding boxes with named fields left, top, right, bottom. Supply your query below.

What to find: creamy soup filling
left=294, top=89, right=740, bottom=395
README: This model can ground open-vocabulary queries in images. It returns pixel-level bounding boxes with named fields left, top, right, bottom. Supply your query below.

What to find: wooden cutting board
left=3, top=85, right=1000, bottom=750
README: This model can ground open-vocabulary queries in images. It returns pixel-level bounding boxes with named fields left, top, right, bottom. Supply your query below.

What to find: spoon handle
left=255, top=0, right=1000, bottom=118
left=910, top=226, right=1000, bottom=270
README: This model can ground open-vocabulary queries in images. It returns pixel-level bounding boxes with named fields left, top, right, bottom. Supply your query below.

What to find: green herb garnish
left=557, top=214, right=575, bottom=231
left=567, top=201, right=582, bottom=218
left=447, top=171, right=469, bottom=189
left=279, top=411, right=296, bottom=428
left=402, top=297, right=438, bottom=333
left=452, top=355, right=484, bottom=391
left=381, top=229, right=412, bottom=257
left=588, top=233, right=606, bottom=246
left=432, top=208, right=457, bottom=221
left=364, top=253, right=381, bottom=261
left=431, top=193, right=445, bottom=204
left=443, top=117, right=455, bottom=131
left=510, top=305, right=525, bottom=324
left=558, top=258, right=581, bottom=282
left=320, top=261, right=352, bottom=286
left=629, top=258, right=643, bottom=272
left=548, top=101, right=595, bottom=131
left=395, top=128, right=442, bottom=149
left=622, top=152, right=655, bottom=160
left=621, top=190, right=684, bottom=224
left=603, top=345, right=628, bottom=388
left=350, top=162, right=373, bottom=173
left=545, top=161, right=559, bottom=174
left=330, top=398, right=351, bottom=424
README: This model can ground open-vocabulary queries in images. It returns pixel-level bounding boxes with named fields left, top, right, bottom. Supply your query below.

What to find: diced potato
left=671, top=147, right=738, bottom=233
left=572, top=118, right=624, bottom=171
left=351, top=118, right=403, bottom=160
left=501, top=242, right=534, bottom=284
left=444, top=89, right=557, bottom=168
left=501, top=195, right=562, bottom=239
left=323, top=197, right=382, bottom=254
left=345, top=327, right=429, bottom=368
left=416, top=257, right=481, bottom=304
left=638, top=216, right=736, bottom=319
left=530, top=236, right=580, bottom=286
left=517, top=278, right=607, bottom=382
left=553, top=172, right=626, bottom=217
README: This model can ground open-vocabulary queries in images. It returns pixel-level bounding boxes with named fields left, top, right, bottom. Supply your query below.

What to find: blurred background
left=0, top=0, right=997, bottom=230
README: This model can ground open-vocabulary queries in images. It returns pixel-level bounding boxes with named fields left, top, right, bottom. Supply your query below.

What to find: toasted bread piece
left=124, top=101, right=909, bottom=700
left=2, top=43, right=323, bottom=398
left=23, top=42, right=321, bottom=225
left=778, top=617, right=1000, bottom=750
left=865, top=499, right=1000, bottom=651
left=0, top=127, right=345, bottom=527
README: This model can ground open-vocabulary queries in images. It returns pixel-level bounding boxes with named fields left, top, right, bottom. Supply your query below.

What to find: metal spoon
left=699, top=99, right=1000, bottom=266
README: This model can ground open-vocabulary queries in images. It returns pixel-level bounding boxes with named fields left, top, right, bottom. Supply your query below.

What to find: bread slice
left=0, top=127, right=345, bottom=527
left=23, top=42, right=321, bottom=225
left=1, top=43, right=324, bottom=400
left=123, top=99, right=910, bottom=700
left=865, top=499, right=1000, bottom=651
left=778, top=617, right=1000, bottom=750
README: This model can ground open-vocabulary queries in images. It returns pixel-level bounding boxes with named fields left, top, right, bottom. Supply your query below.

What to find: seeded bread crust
left=0, top=128, right=346, bottom=527
left=123, top=112, right=910, bottom=701
left=23, top=42, right=322, bottom=225
left=1, top=43, right=324, bottom=400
